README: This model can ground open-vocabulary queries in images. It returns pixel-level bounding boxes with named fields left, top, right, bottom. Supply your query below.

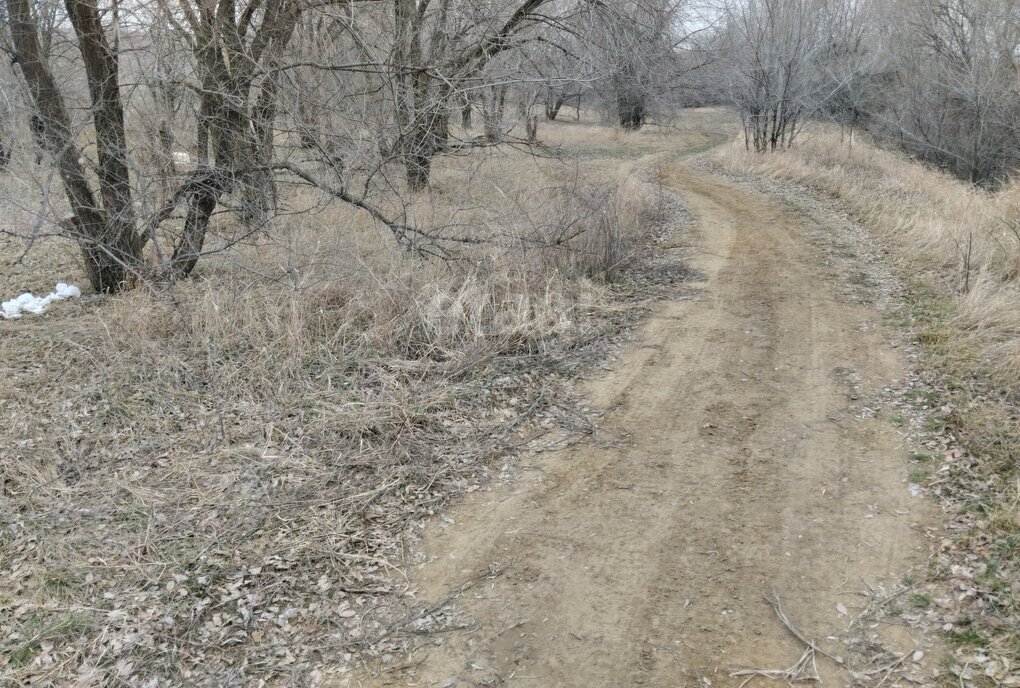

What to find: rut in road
left=357, top=162, right=937, bottom=687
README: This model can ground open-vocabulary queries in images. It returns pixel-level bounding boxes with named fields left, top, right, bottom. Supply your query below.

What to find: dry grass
left=711, top=128, right=1020, bottom=674
left=0, top=115, right=710, bottom=687
left=713, top=130, right=1020, bottom=385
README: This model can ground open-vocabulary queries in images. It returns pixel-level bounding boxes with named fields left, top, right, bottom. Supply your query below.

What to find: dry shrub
left=516, top=174, right=658, bottom=282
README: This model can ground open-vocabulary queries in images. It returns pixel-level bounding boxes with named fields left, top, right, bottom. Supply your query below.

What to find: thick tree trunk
left=405, top=153, right=432, bottom=192
left=545, top=95, right=565, bottom=120
left=165, top=169, right=228, bottom=280
left=483, top=85, right=508, bottom=141
left=396, top=76, right=451, bottom=191
left=400, top=93, right=447, bottom=192
left=393, top=0, right=424, bottom=189
left=525, top=114, right=538, bottom=141
left=617, top=93, right=645, bottom=131
left=67, top=0, right=136, bottom=241
left=248, top=72, right=282, bottom=223
left=8, top=0, right=142, bottom=292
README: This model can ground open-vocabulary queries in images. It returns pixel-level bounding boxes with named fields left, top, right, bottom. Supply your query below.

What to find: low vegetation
left=0, top=116, right=708, bottom=686
left=0, top=0, right=1014, bottom=681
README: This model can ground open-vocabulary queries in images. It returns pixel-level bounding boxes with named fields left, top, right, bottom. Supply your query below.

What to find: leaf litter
left=0, top=189, right=695, bottom=687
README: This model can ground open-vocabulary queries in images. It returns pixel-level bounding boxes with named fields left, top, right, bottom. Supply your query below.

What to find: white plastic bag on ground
left=2, top=282, right=82, bottom=319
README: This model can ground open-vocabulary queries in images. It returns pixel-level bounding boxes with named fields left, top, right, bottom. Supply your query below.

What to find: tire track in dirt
left=353, top=163, right=938, bottom=687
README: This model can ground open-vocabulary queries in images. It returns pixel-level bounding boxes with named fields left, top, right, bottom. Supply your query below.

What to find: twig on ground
left=731, top=646, right=820, bottom=687
left=765, top=592, right=845, bottom=665
left=354, top=566, right=504, bottom=648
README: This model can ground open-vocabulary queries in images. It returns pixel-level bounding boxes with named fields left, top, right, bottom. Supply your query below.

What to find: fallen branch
left=765, top=592, right=845, bottom=666
left=352, top=565, right=503, bottom=648
left=729, top=593, right=842, bottom=687
left=733, top=592, right=920, bottom=687
left=731, top=646, right=820, bottom=687
left=271, top=162, right=488, bottom=257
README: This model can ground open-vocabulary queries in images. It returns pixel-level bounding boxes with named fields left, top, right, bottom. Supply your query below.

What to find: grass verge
left=711, top=129, right=1020, bottom=683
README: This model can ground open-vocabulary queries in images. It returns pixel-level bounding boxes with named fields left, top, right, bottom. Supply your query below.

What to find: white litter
left=2, top=282, right=82, bottom=319
left=172, top=151, right=192, bottom=165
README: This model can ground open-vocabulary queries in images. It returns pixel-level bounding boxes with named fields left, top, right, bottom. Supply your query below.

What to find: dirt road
left=356, top=162, right=937, bottom=687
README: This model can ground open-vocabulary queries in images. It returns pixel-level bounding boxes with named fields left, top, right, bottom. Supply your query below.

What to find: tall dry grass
left=0, top=121, right=675, bottom=687
left=713, top=129, right=1020, bottom=387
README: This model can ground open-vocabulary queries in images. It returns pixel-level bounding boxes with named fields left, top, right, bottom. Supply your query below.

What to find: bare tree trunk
left=461, top=93, right=473, bottom=128
left=525, top=113, right=538, bottom=141
left=388, top=0, right=553, bottom=189
left=617, top=93, right=645, bottom=130
left=8, top=0, right=142, bottom=292
left=393, top=0, right=428, bottom=191
left=67, top=0, right=137, bottom=245
left=250, top=71, right=282, bottom=220
left=545, top=94, right=566, bottom=120
left=483, top=84, right=509, bottom=141
left=157, top=121, right=175, bottom=190
left=519, top=97, right=538, bottom=140
left=165, top=169, right=228, bottom=280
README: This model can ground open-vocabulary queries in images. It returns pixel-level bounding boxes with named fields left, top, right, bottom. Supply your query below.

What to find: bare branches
left=717, top=0, right=836, bottom=152
left=8, top=0, right=144, bottom=291
left=271, top=162, right=488, bottom=256
left=871, top=0, right=1020, bottom=186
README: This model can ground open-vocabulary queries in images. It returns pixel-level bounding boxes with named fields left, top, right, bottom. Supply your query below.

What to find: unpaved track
left=358, top=163, right=935, bottom=687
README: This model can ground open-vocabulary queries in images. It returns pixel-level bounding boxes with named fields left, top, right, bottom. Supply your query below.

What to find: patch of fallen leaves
left=0, top=321, right=613, bottom=686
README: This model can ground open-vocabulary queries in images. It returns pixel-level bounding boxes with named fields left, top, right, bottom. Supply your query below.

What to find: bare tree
left=872, top=0, right=1020, bottom=185
left=582, top=0, right=693, bottom=130
left=720, top=0, right=837, bottom=152
left=386, top=0, right=560, bottom=189
left=714, top=0, right=1019, bottom=180
left=816, top=0, right=883, bottom=152
left=7, top=0, right=142, bottom=291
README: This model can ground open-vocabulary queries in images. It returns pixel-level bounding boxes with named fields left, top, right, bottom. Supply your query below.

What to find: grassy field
left=0, top=110, right=729, bottom=687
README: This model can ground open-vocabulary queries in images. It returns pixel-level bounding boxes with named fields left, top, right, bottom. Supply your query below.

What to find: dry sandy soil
left=352, top=158, right=940, bottom=687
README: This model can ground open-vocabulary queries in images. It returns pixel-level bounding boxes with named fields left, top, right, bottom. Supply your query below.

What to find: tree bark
left=545, top=95, right=565, bottom=120
left=8, top=0, right=142, bottom=291
left=165, top=169, right=228, bottom=280
left=66, top=0, right=139, bottom=255
left=483, top=85, right=509, bottom=141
